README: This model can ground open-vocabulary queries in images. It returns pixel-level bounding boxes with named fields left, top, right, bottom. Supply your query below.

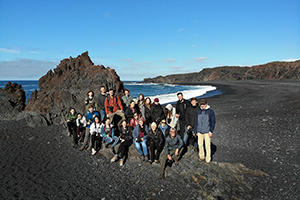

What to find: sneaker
left=205, top=162, right=210, bottom=166
left=79, top=146, right=85, bottom=151
left=198, top=158, right=205, bottom=162
left=87, top=146, right=92, bottom=151
left=157, top=174, right=165, bottom=179
left=154, top=159, right=160, bottom=164
left=111, top=155, right=118, bottom=163
left=91, top=148, right=96, bottom=155
left=119, top=159, right=123, bottom=166
left=148, top=160, right=153, bottom=164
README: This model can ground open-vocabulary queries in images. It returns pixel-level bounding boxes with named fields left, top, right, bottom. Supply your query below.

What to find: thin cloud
left=193, top=57, right=208, bottom=63
left=178, top=28, right=184, bottom=32
left=131, top=61, right=152, bottom=66
left=161, top=58, right=176, bottom=63
left=191, top=45, right=196, bottom=47
left=30, top=51, right=41, bottom=54
left=120, top=59, right=133, bottom=62
left=0, top=47, right=20, bottom=54
left=171, top=66, right=184, bottom=69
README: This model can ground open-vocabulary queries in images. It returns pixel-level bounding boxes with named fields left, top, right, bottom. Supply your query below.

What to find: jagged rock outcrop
left=25, top=51, right=125, bottom=124
left=143, top=60, right=300, bottom=83
left=0, top=82, right=26, bottom=110
left=0, top=90, right=22, bottom=120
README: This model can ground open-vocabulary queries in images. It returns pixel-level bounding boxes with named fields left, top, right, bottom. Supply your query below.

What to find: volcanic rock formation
left=25, top=51, right=125, bottom=124
left=0, top=82, right=26, bottom=110
left=143, top=60, right=300, bottom=83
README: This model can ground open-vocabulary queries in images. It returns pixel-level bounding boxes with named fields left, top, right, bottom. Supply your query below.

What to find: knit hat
left=154, top=98, right=159, bottom=102
left=165, top=104, right=172, bottom=111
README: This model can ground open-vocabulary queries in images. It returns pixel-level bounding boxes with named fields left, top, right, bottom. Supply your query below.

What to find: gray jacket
left=165, top=134, right=183, bottom=155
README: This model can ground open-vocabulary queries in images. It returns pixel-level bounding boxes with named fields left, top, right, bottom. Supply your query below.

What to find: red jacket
left=105, top=96, right=123, bottom=114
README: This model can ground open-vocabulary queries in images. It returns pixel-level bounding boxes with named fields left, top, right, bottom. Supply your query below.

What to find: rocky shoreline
left=1, top=79, right=299, bottom=199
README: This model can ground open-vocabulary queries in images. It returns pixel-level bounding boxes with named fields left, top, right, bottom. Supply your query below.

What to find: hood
left=201, top=104, right=210, bottom=110
left=165, top=104, right=172, bottom=111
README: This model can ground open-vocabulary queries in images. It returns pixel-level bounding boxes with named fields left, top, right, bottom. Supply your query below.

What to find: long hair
left=165, top=109, right=172, bottom=118
left=144, top=97, right=151, bottom=109
left=87, top=90, right=94, bottom=96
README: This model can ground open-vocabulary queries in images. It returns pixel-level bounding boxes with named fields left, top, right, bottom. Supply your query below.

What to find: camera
left=109, top=106, right=114, bottom=112
left=167, top=158, right=174, bottom=166
left=187, top=128, right=194, bottom=136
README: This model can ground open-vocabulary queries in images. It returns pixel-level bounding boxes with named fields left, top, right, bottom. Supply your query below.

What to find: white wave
left=147, top=85, right=217, bottom=105
left=124, top=82, right=159, bottom=86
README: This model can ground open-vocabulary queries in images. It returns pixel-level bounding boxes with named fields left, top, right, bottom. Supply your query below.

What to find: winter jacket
left=97, top=93, right=107, bottom=111
left=159, top=124, right=170, bottom=138
left=151, top=104, right=164, bottom=123
left=147, top=128, right=164, bottom=148
left=76, top=116, right=87, bottom=128
left=165, top=134, right=183, bottom=155
left=166, top=107, right=178, bottom=128
left=144, top=105, right=152, bottom=124
left=130, top=117, right=146, bottom=128
left=85, top=96, right=99, bottom=112
left=125, top=107, right=136, bottom=122
left=90, top=123, right=102, bottom=136
left=194, top=105, right=215, bottom=134
left=122, top=95, right=134, bottom=108
left=176, top=99, right=191, bottom=121
left=104, top=95, right=123, bottom=114
left=86, top=111, right=99, bottom=128
left=119, top=126, right=133, bottom=141
left=101, top=124, right=115, bottom=138
left=185, top=104, right=200, bottom=128
left=132, top=124, right=149, bottom=141
left=67, top=113, right=77, bottom=123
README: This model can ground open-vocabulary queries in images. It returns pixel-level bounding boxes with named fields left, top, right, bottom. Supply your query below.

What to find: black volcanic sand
left=1, top=79, right=299, bottom=199
left=189, top=80, right=300, bottom=199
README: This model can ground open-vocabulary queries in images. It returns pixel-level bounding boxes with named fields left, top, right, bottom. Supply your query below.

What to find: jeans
left=100, top=109, right=106, bottom=122
left=183, top=127, right=198, bottom=148
left=133, top=139, right=148, bottom=156
left=103, top=136, right=119, bottom=147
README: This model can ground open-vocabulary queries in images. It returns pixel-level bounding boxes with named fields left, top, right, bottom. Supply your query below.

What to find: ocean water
left=0, top=80, right=222, bottom=105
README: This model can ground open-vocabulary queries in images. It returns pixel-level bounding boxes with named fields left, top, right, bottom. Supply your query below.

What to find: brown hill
left=143, top=60, right=300, bottom=83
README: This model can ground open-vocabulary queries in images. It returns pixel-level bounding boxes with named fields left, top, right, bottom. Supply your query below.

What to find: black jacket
left=144, top=105, right=153, bottom=124
left=119, top=126, right=133, bottom=141
left=147, top=128, right=164, bottom=147
left=176, top=99, right=191, bottom=121
left=185, top=104, right=200, bottom=128
left=151, top=104, right=164, bottom=123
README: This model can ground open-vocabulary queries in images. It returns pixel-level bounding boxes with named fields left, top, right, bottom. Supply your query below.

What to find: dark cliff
left=143, top=60, right=300, bottom=83
left=25, top=51, right=125, bottom=124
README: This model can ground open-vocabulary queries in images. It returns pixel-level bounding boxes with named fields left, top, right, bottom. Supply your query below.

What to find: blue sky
left=0, top=0, right=299, bottom=81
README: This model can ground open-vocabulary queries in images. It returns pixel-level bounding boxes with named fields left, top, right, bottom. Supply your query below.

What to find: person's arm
left=104, top=98, right=109, bottom=114
left=117, top=96, right=123, bottom=111
left=100, top=126, right=106, bottom=137
left=76, top=118, right=80, bottom=127
left=194, top=111, right=199, bottom=133
left=82, top=117, right=87, bottom=127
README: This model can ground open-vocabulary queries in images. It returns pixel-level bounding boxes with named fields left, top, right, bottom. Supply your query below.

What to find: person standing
left=151, top=98, right=164, bottom=125
left=98, top=86, right=107, bottom=122
left=194, top=99, right=215, bottom=165
left=158, top=128, right=183, bottom=179
left=85, top=91, right=99, bottom=114
left=122, top=89, right=134, bottom=110
left=175, top=92, right=191, bottom=139
left=80, top=106, right=99, bottom=151
left=184, top=97, right=200, bottom=148
left=105, top=88, right=126, bottom=125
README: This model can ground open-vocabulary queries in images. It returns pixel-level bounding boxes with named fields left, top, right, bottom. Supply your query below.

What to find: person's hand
left=209, top=132, right=213, bottom=138
left=107, top=114, right=109, bottom=118
left=187, top=125, right=191, bottom=130
left=121, top=139, right=125, bottom=143
left=106, top=134, right=109, bottom=138
left=167, top=155, right=172, bottom=160
left=67, top=119, right=70, bottom=122
left=175, top=114, right=180, bottom=118
left=175, top=148, right=179, bottom=156
left=141, top=138, right=144, bottom=142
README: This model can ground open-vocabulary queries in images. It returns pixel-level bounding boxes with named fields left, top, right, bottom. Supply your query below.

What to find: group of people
left=66, top=86, right=215, bottom=178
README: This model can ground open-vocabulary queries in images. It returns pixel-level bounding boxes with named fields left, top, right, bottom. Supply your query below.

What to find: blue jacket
left=86, top=111, right=99, bottom=128
left=100, top=124, right=115, bottom=138
left=133, top=124, right=149, bottom=141
left=194, top=105, right=215, bottom=134
left=165, top=134, right=183, bottom=155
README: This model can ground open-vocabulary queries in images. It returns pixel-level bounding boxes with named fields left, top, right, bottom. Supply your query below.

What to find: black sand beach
left=1, top=80, right=299, bottom=199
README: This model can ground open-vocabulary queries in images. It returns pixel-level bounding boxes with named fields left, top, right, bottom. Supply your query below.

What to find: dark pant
left=178, top=120, right=186, bottom=139
left=149, top=142, right=163, bottom=162
left=117, top=140, right=132, bottom=159
left=77, top=127, right=86, bottom=142
left=91, top=134, right=102, bottom=151
left=67, top=122, right=77, bottom=144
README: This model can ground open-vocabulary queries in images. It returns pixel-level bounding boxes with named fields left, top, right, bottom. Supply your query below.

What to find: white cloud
left=161, top=58, right=176, bottom=63
left=191, top=45, right=196, bottom=47
left=282, top=58, right=299, bottom=62
left=0, top=59, right=58, bottom=80
left=30, top=51, right=41, bottom=54
left=0, top=47, right=20, bottom=54
left=120, top=59, right=132, bottom=62
left=178, top=28, right=184, bottom=32
left=131, top=61, right=152, bottom=66
left=193, top=57, right=208, bottom=63
left=171, top=66, right=183, bottom=69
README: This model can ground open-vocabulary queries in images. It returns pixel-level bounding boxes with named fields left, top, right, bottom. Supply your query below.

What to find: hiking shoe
left=198, top=158, right=205, bottom=162
left=119, top=159, right=123, bottom=166
left=157, top=174, right=165, bottom=179
left=111, top=155, right=118, bottom=163
left=205, top=162, right=210, bottom=166
left=154, top=159, right=160, bottom=164
left=87, top=146, right=92, bottom=151
left=148, top=160, right=153, bottom=164
left=79, top=146, right=85, bottom=151
left=91, top=148, right=96, bottom=155
left=140, top=155, right=145, bottom=161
